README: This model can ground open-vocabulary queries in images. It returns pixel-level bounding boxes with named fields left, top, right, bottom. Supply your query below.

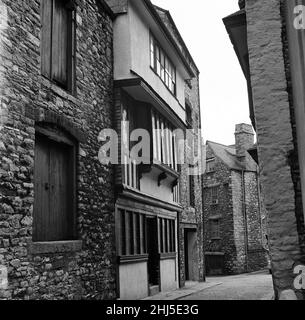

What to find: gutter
left=97, top=0, right=116, bottom=20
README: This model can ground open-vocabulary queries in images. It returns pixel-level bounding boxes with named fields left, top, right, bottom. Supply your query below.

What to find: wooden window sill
left=28, top=240, right=83, bottom=255
left=205, top=252, right=224, bottom=256
left=118, top=255, right=149, bottom=265
left=160, top=252, right=177, bottom=260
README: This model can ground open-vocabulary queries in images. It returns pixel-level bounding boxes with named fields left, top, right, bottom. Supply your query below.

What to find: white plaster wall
left=140, top=167, right=174, bottom=203
left=160, top=258, right=177, bottom=292
left=119, top=262, right=148, bottom=300
left=112, top=2, right=186, bottom=123
left=113, top=13, right=132, bottom=80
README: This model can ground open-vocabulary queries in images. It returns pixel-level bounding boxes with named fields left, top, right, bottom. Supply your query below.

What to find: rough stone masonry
left=244, top=0, right=305, bottom=300
left=0, top=0, right=116, bottom=300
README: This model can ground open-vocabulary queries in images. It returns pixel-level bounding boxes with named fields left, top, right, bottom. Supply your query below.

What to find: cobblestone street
left=181, top=270, right=274, bottom=300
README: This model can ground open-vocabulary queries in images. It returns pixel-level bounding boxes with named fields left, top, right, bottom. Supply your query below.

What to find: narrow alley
left=181, top=271, right=273, bottom=300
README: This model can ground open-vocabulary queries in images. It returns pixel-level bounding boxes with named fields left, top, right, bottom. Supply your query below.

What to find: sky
left=152, top=0, right=250, bottom=146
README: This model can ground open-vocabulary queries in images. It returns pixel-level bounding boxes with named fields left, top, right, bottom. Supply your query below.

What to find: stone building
left=224, top=0, right=305, bottom=299
left=203, top=124, right=267, bottom=275
left=0, top=0, right=204, bottom=301
left=105, top=0, right=204, bottom=299
left=0, top=0, right=116, bottom=299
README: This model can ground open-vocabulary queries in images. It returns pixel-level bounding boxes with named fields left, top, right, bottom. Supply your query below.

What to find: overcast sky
left=152, top=0, right=250, bottom=145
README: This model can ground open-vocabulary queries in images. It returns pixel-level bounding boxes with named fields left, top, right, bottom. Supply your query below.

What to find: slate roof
left=206, top=141, right=258, bottom=172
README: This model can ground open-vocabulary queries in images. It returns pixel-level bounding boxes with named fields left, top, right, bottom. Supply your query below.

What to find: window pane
left=150, top=37, right=155, bottom=68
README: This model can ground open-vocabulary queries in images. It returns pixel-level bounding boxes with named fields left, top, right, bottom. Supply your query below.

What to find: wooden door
left=33, top=134, right=74, bottom=242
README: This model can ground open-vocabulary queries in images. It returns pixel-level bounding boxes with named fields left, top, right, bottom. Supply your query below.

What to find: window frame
left=117, top=209, right=148, bottom=257
left=210, top=186, right=219, bottom=205
left=33, top=125, right=78, bottom=242
left=41, top=0, right=76, bottom=94
left=150, top=33, right=177, bottom=96
left=209, top=219, right=221, bottom=240
left=151, top=108, right=178, bottom=171
left=158, top=217, right=176, bottom=254
left=206, top=158, right=216, bottom=173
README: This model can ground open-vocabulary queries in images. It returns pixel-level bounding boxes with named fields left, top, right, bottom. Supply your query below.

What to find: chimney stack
left=235, top=123, right=254, bottom=158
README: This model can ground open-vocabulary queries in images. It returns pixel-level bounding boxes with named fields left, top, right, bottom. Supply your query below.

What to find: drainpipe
left=256, top=172, right=264, bottom=245
left=241, top=170, right=249, bottom=273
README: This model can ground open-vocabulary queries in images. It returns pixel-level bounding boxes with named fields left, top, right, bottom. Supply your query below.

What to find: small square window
left=206, top=159, right=215, bottom=173
left=210, top=219, right=220, bottom=239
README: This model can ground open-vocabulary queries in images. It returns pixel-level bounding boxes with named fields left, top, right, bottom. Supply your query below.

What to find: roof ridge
left=206, top=140, right=235, bottom=149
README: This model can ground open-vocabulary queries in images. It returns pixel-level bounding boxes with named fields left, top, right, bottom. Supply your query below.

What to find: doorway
left=184, top=229, right=199, bottom=281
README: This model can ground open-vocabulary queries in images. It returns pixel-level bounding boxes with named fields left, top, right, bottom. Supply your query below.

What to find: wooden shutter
left=33, top=135, right=51, bottom=241
left=41, top=0, right=53, bottom=78
left=49, top=140, right=73, bottom=241
left=34, top=133, right=75, bottom=242
left=52, top=0, right=69, bottom=86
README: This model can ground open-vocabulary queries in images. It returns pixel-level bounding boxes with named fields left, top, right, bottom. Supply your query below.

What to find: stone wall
left=203, top=144, right=267, bottom=274
left=203, top=144, right=236, bottom=274
left=245, top=0, right=304, bottom=299
left=0, top=0, right=116, bottom=300
left=178, top=70, right=205, bottom=286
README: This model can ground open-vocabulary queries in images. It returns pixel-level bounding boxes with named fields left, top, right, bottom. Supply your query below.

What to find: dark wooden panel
left=125, top=211, right=131, bottom=255
left=49, top=141, right=71, bottom=241
left=33, top=135, right=51, bottom=241
left=139, top=214, right=144, bottom=254
left=41, top=0, right=52, bottom=78
left=52, top=0, right=68, bottom=86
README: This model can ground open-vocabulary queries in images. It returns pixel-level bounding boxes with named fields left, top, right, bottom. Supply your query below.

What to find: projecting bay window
left=122, top=103, right=139, bottom=189
left=41, top=0, right=76, bottom=92
left=150, top=35, right=176, bottom=95
left=158, top=218, right=176, bottom=254
left=152, top=109, right=178, bottom=171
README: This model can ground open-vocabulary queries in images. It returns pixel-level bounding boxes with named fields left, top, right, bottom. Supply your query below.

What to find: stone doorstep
left=142, top=281, right=223, bottom=301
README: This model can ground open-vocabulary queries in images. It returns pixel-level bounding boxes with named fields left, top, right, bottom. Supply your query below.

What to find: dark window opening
left=210, top=219, right=221, bottom=239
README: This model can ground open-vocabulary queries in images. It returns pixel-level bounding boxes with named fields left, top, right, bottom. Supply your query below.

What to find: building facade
left=0, top=0, right=204, bottom=301
left=0, top=0, right=117, bottom=299
left=224, top=0, right=305, bottom=299
left=203, top=124, right=267, bottom=275
left=105, top=0, right=205, bottom=299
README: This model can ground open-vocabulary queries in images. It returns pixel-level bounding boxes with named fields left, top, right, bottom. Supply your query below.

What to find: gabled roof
left=106, top=0, right=196, bottom=78
left=207, top=141, right=257, bottom=172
